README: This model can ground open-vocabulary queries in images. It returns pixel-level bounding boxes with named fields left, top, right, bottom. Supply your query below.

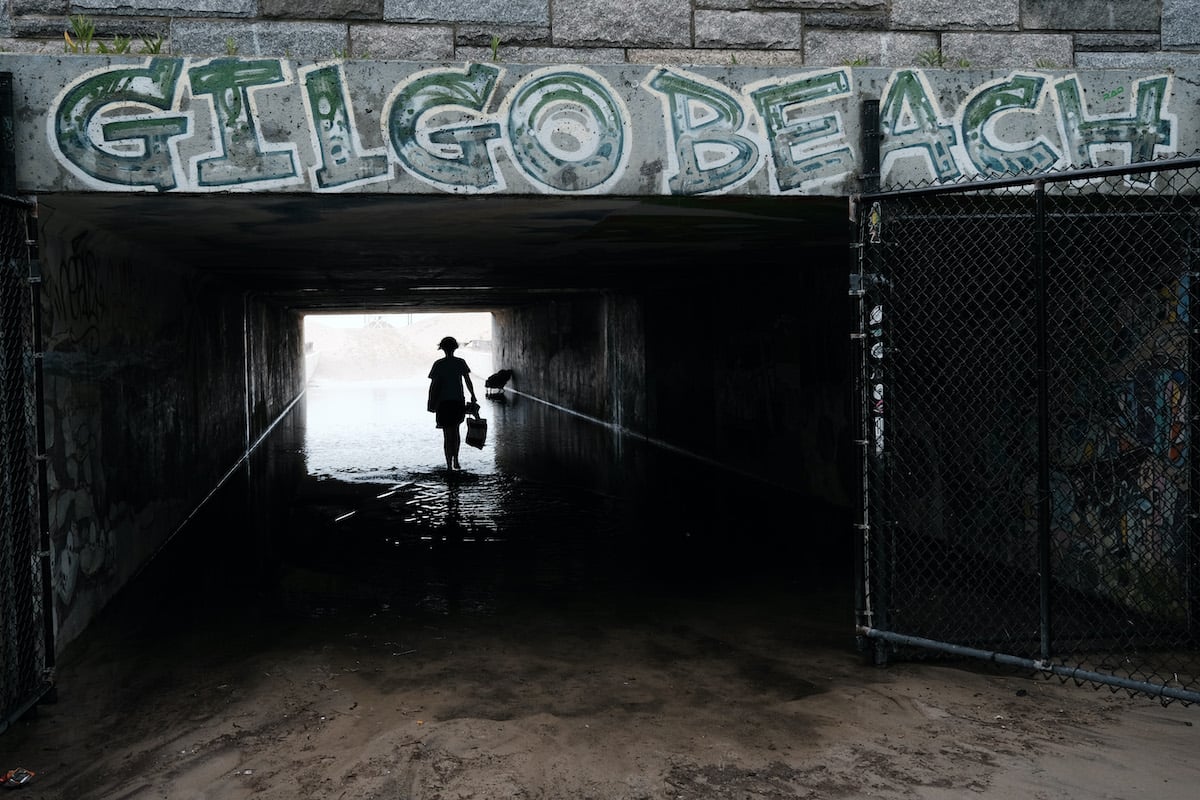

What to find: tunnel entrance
left=7, top=189, right=855, bottom=743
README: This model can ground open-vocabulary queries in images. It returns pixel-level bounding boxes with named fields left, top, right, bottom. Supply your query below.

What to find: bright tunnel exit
left=302, top=312, right=495, bottom=481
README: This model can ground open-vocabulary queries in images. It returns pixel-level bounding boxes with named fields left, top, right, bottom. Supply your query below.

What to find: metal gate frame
left=0, top=70, right=53, bottom=736
left=851, top=154, right=1200, bottom=705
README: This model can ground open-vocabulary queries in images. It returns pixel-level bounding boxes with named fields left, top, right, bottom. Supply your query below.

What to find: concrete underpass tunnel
left=35, top=191, right=854, bottom=646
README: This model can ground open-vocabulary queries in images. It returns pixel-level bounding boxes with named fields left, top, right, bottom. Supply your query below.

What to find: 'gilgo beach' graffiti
left=47, top=58, right=1178, bottom=195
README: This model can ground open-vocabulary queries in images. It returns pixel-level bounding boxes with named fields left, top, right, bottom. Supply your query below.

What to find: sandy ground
left=4, top=580, right=1197, bottom=800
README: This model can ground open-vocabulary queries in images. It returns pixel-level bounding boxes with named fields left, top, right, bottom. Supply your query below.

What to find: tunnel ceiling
left=34, top=193, right=848, bottom=312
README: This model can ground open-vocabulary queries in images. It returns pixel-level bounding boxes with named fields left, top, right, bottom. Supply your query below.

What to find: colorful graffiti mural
left=1040, top=273, right=1192, bottom=615
left=45, top=58, right=1180, bottom=195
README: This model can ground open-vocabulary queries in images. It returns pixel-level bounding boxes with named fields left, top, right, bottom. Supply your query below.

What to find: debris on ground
left=1, top=768, right=35, bottom=789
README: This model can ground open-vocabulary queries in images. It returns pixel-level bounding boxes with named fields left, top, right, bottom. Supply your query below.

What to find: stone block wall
left=0, top=2, right=1194, bottom=69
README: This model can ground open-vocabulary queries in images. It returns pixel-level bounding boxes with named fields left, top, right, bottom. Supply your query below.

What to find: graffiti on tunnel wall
left=45, top=58, right=1179, bottom=195
left=40, top=224, right=205, bottom=639
left=1038, top=274, right=1192, bottom=614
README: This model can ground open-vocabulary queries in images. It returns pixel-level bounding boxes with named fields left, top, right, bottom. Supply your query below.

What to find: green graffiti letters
left=302, top=65, right=389, bottom=189
left=386, top=64, right=504, bottom=193
left=645, top=68, right=760, bottom=195
left=46, top=61, right=1182, bottom=195
left=189, top=59, right=299, bottom=187
left=879, top=70, right=960, bottom=181
left=1055, top=76, right=1173, bottom=168
left=506, top=68, right=628, bottom=193
left=52, top=58, right=188, bottom=191
left=750, top=70, right=853, bottom=192
left=962, top=74, right=1059, bottom=177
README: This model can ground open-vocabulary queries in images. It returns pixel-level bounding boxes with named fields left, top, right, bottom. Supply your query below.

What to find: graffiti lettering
left=188, top=58, right=300, bottom=187
left=46, top=60, right=1181, bottom=195
left=645, top=67, right=760, bottom=195
left=301, top=64, right=389, bottom=189
left=51, top=58, right=189, bottom=190
left=876, top=70, right=1176, bottom=184
left=386, top=63, right=504, bottom=193
left=962, top=73, right=1059, bottom=177
left=749, top=69, right=853, bottom=192
left=506, top=67, right=630, bottom=194
left=879, top=70, right=960, bottom=182
left=1055, top=75, right=1174, bottom=169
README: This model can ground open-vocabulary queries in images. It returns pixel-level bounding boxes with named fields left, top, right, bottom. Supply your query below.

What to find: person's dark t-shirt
left=429, top=356, right=471, bottom=403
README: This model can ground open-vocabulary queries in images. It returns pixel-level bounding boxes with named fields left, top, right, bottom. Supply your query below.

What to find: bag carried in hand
left=465, top=416, right=488, bottom=449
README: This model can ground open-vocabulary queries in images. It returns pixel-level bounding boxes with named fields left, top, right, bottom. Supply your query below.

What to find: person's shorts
left=434, top=400, right=466, bottom=429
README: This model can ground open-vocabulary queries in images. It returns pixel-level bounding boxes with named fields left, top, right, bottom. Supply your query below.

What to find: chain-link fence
left=853, top=157, right=1200, bottom=704
left=0, top=193, right=49, bottom=731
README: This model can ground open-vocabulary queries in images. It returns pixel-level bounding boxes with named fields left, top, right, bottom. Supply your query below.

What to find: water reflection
left=286, top=378, right=841, bottom=615
left=304, top=378, right=498, bottom=480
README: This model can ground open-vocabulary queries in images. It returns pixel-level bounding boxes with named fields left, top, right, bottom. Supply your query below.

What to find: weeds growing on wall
left=97, top=35, right=132, bottom=55
left=57, top=12, right=392, bottom=58
left=63, top=15, right=166, bottom=55
left=62, top=15, right=95, bottom=54
left=916, top=48, right=971, bottom=68
left=140, top=34, right=164, bottom=54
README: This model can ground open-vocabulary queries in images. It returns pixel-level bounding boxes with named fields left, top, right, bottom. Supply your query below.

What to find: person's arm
left=461, top=362, right=477, bottom=402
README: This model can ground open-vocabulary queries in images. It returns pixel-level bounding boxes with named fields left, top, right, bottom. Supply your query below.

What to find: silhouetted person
left=427, top=336, right=477, bottom=471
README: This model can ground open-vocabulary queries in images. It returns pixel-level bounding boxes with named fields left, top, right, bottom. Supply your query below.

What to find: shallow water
left=279, top=378, right=849, bottom=614
left=128, top=373, right=850, bottom=633
left=303, top=377, right=499, bottom=480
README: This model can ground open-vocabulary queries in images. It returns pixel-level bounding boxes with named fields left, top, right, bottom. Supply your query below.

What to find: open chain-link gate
left=853, top=156, right=1200, bottom=704
left=0, top=70, right=52, bottom=734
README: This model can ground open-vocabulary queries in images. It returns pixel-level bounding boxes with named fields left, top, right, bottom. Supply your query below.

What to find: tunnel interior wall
left=644, top=248, right=852, bottom=506
left=493, top=249, right=851, bottom=507
left=246, top=297, right=305, bottom=442
left=38, top=204, right=304, bottom=649
left=493, top=294, right=644, bottom=427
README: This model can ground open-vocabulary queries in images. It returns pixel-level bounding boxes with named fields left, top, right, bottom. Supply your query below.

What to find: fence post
left=1034, top=180, right=1053, bottom=662
left=0, top=73, right=13, bottom=196
left=26, top=202, right=53, bottom=679
left=859, top=100, right=881, bottom=195
left=1191, top=266, right=1200, bottom=643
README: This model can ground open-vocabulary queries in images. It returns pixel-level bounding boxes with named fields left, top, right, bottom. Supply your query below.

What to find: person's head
left=438, top=336, right=459, bottom=353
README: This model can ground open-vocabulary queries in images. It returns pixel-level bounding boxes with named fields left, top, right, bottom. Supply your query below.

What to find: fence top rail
left=0, top=193, right=33, bottom=210
left=859, top=156, right=1200, bottom=203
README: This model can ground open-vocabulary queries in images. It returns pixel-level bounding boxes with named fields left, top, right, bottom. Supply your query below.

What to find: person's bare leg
left=449, top=426, right=462, bottom=469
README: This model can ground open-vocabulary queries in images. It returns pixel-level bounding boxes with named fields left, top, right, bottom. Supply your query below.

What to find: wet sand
left=5, top=568, right=1197, bottom=800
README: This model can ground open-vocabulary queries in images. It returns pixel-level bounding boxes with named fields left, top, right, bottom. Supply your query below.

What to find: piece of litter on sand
left=1, top=768, right=35, bottom=788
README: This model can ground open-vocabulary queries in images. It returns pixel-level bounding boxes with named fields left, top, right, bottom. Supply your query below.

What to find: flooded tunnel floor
left=275, top=468, right=836, bottom=619
left=267, top=380, right=855, bottom=620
